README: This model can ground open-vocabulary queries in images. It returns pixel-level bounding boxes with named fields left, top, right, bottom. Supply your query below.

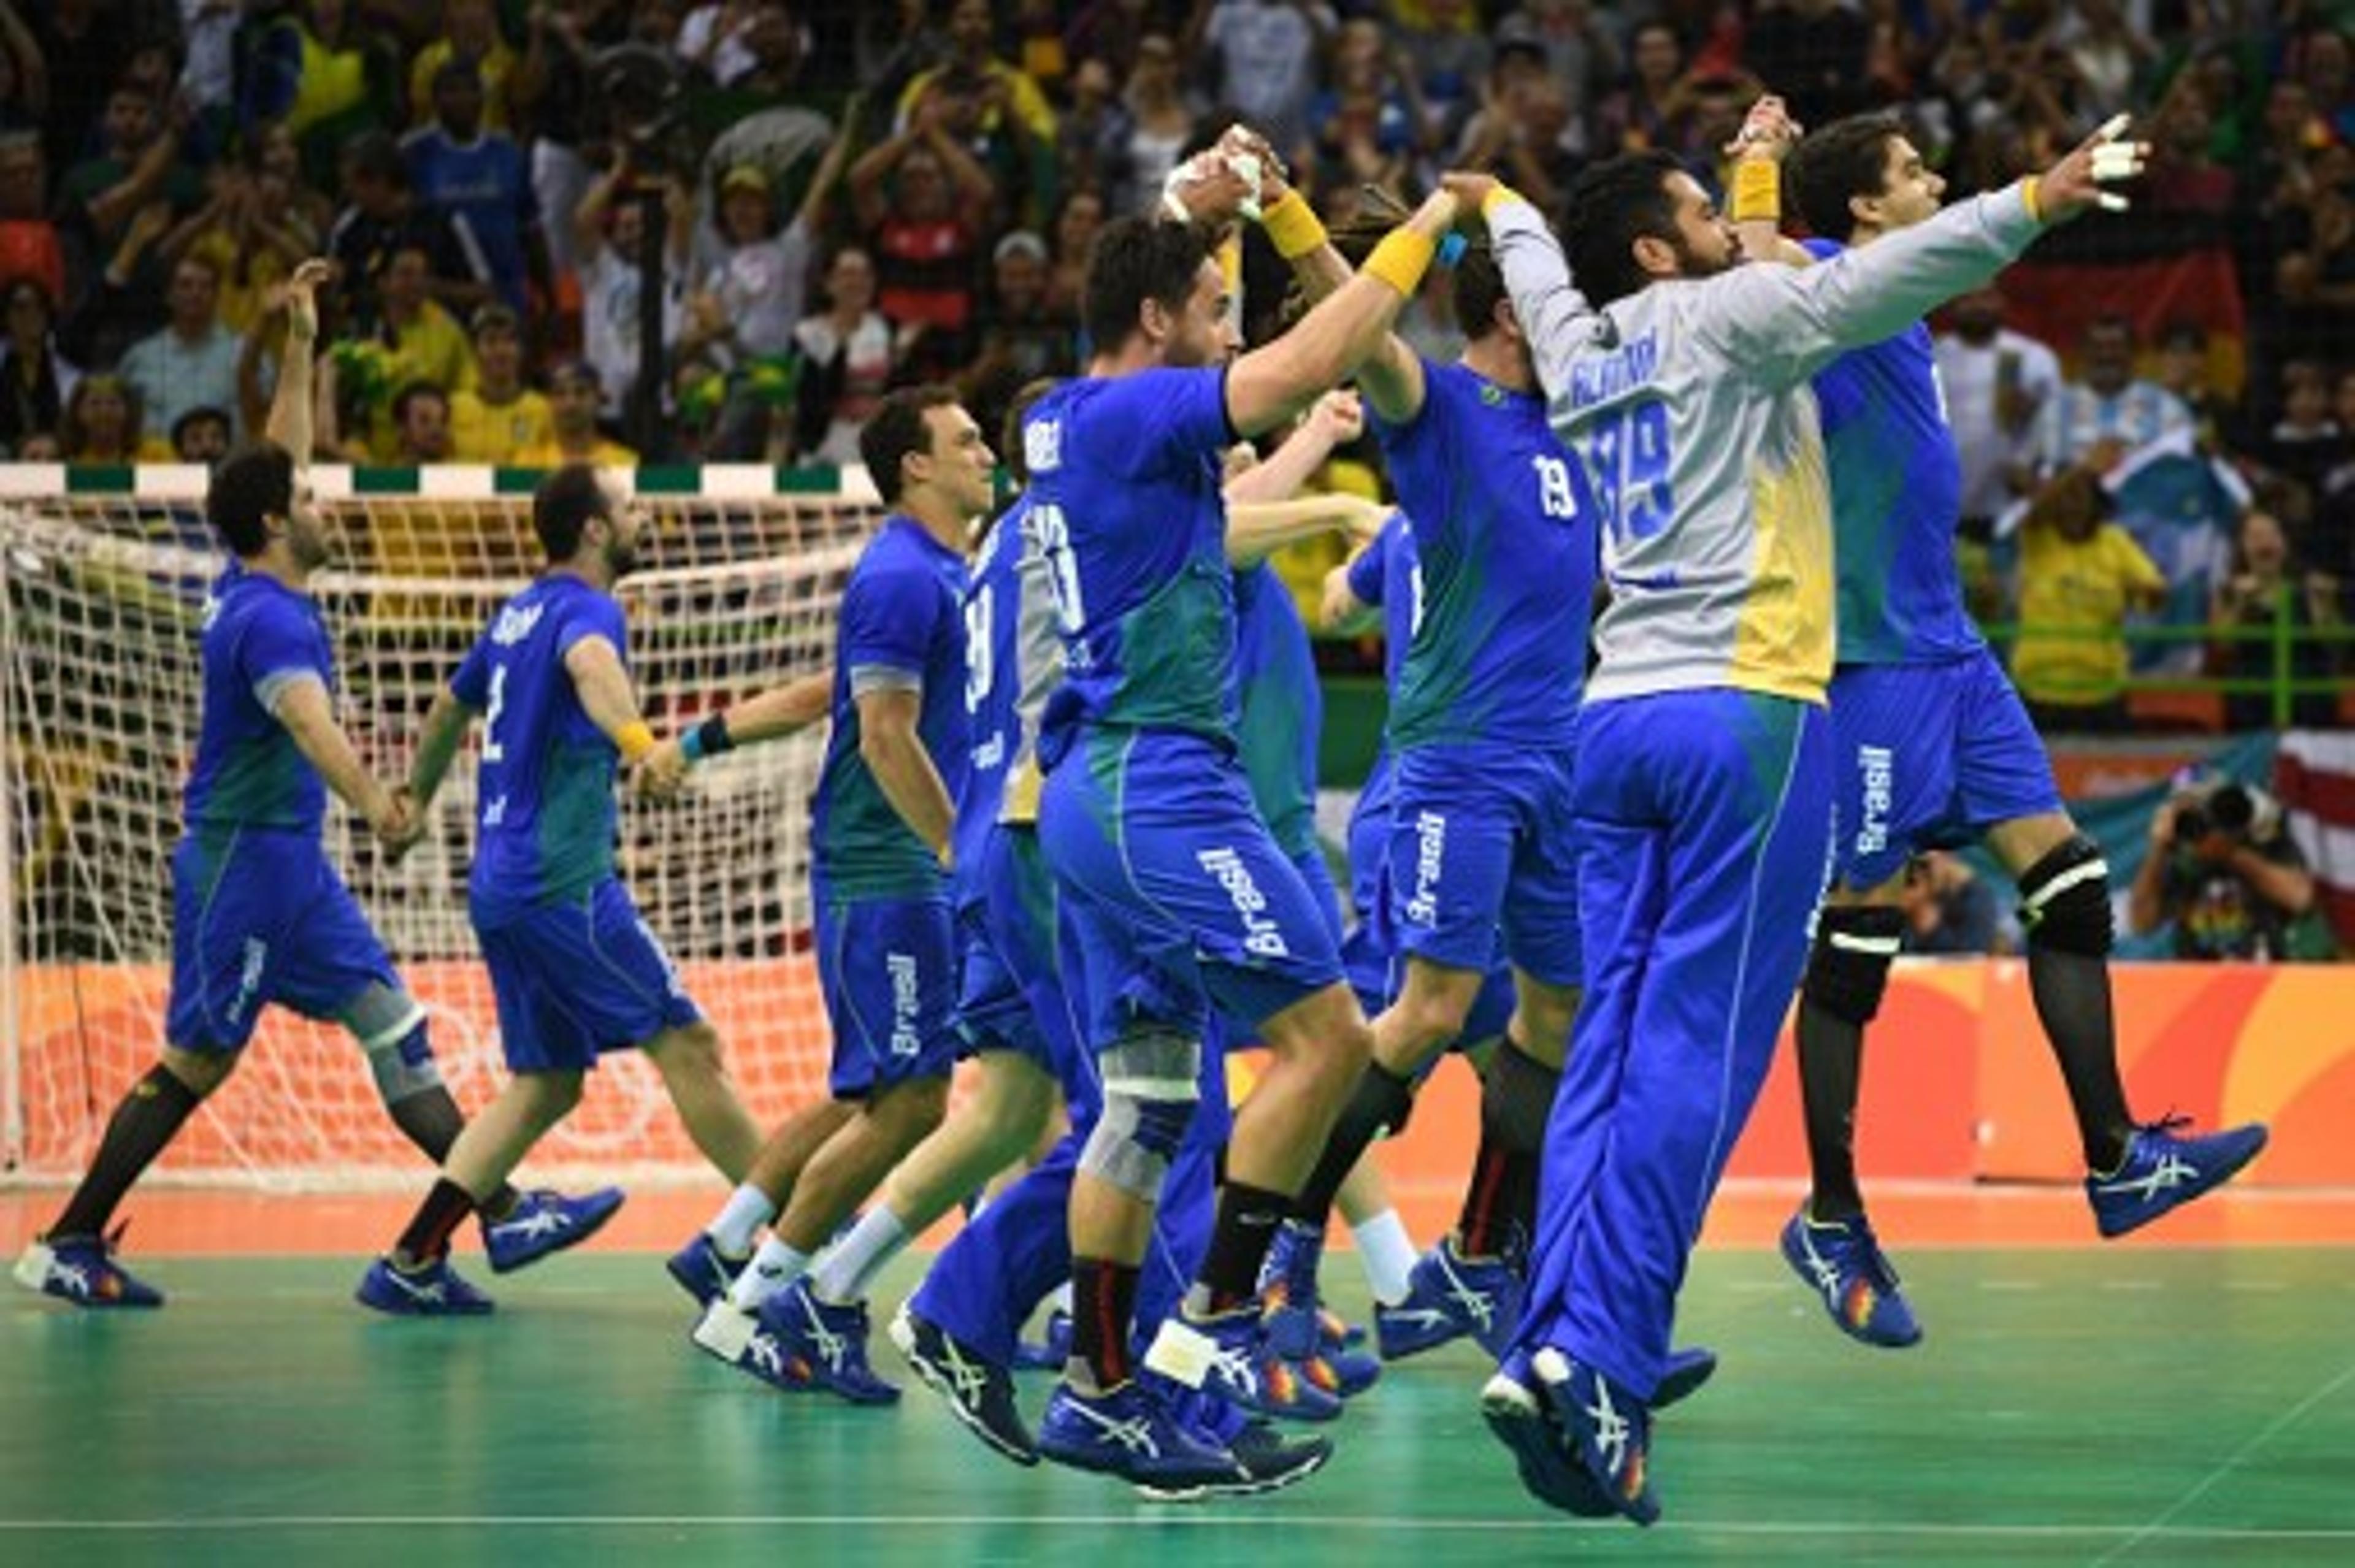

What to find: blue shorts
left=1040, top=728, right=1344, bottom=1050
left=1387, top=741, right=1583, bottom=987
left=816, top=882, right=958, bottom=1098
left=1829, top=649, right=2064, bottom=890
left=475, top=878, right=700, bottom=1073
left=956, top=824, right=1087, bottom=1104
left=1341, top=757, right=1516, bottom=1046
left=166, top=830, right=401, bottom=1052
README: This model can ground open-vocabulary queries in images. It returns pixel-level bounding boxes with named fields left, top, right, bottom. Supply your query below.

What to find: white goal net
left=2, top=468, right=879, bottom=1187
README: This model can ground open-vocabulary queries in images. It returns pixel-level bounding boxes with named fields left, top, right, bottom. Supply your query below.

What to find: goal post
left=1, top=463, right=881, bottom=1188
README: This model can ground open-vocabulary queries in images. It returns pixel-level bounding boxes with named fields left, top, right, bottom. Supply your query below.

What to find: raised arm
left=638, top=668, right=835, bottom=795
left=1454, top=178, right=1606, bottom=404
left=267, top=258, right=332, bottom=462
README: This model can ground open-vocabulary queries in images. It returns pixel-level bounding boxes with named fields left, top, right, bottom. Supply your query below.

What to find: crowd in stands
left=0, top=0, right=2351, bottom=729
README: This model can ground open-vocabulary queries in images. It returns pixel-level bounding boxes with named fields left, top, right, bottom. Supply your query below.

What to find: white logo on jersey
left=888, top=952, right=923, bottom=1056
left=1025, top=418, right=1062, bottom=475
left=491, top=603, right=547, bottom=646
left=1856, top=746, right=1894, bottom=857
left=1406, top=811, right=1448, bottom=927
left=1196, top=847, right=1290, bottom=958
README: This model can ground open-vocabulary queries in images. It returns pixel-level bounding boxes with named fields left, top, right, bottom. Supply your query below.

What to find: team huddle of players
left=18, top=101, right=2270, bottom=1523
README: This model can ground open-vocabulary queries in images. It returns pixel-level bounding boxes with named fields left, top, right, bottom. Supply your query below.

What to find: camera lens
left=2210, top=784, right=2254, bottom=833
left=2175, top=806, right=2210, bottom=841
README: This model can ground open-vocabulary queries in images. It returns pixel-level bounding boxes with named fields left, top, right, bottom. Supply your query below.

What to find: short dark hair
left=391, top=380, right=449, bottom=424
left=532, top=462, right=611, bottom=562
left=859, top=384, right=960, bottom=505
left=205, top=442, right=296, bottom=556
left=1785, top=113, right=1909, bottom=243
left=1001, top=377, right=1059, bottom=486
left=1082, top=215, right=1213, bottom=354
left=1453, top=240, right=1509, bottom=343
left=1561, top=152, right=1686, bottom=308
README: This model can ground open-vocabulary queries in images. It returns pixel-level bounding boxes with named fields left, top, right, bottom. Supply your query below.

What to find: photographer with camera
left=2129, top=775, right=2323, bottom=961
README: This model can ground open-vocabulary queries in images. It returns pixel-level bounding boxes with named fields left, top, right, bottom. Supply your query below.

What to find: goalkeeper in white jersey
left=1446, top=121, right=2149, bottom=1524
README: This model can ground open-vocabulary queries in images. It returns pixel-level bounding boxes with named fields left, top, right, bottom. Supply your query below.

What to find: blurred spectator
left=1055, top=55, right=1130, bottom=208
left=2145, top=72, right=2237, bottom=216
left=2010, top=465, right=2168, bottom=733
left=510, top=0, right=628, bottom=281
left=2131, top=776, right=2326, bottom=960
left=58, top=79, right=201, bottom=261
left=894, top=0, right=1056, bottom=232
left=1899, top=851, right=2005, bottom=955
left=0, top=131, right=60, bottom=305
left=403, top=59, right=546, bottom=315
left=0, top=1, right=47, bottom=136
left=240, top=0, right=398, bottom=193
left=1593, top=22, right=1706, bottom=159
left=152, top=157, right=311, bottom=338
left=676, top=0, right=770, bottom=88
left=1493, top=0, right=1620, bottom=133
left=1388, top=0, right=1491, bottom=151
left=850, top=101, right=989, bottom=384
left=2294, top=26, right=2355, bottom=145
left=326, top=132, right=477, bottom=331
left=1188, top=0, right=1333, bottom=155
left=389, top=379, right=453, bottom=463
left=573, top=155, right=694, bottom=423
left=119, top=253, right=243, bottom=443
left=373, top=243, right=477, bottom=402
left=1455, top=42, right=1583, bottom=216
left=1302, top=19, right=1426, bottom=194
left=2034, top=316, right=2197, bottom=475
left=2057, top=0, right=2158, bottom=123
left=169, top=403, right=229, bottom=464
left=792, top=243, right=895, bottom=467
left=513, top=358, right=637, bottom=465
left=0, top=276, right=74, bottom=454
left=2151, top=319, right=2234, bottom=442
left=1934, top=287, right=2062, bottom=526
left=408, top=0, right=516, bottom=132
left=695, top=122, right=849, bottom=368
left=447, top=303, right=550, bottom=463
left=2255, top=356, right=2344, bottom=497
left=1744, top=0, right=1879, bottom=129
left=960, top=228, right=1076, bottom=462
left=58, top=371, right=168, bottom=462
left=1045, top=186, right=1105, bottom=321
left=23, top=0, right=112, bottom=178
left=1112, top=33, right=1195, bottom=216
left=1065, top=0, right=1154, bottom=82
left=2208, top=508, right=2342, bottom=729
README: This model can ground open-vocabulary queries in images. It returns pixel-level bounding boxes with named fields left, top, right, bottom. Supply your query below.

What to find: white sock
left=726, top=1236, right=811, bottom=1312
left=708, top=1184, right=776, bottom=1257
left=808, top=1207, right=911, bottom=1306
left=1352, top=1209, right=1418, bottom=1306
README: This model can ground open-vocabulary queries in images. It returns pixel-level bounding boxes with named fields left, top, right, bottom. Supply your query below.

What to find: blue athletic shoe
left=1013, top=1307, right=1071, bottom=1371
left=890, top=1302, right=1036, bottom=1464
left=356, top=1256, right=495, bottom=1317
left=1544, top=1347, right=1660, bottom=1526
left=1037, top=1380, right=1258, bottom=1501
left=1780, top=1206, right=1922, bottom=1348
left=480, top=1187, right=626, bottom=1274
left=1143, top=1304, right=1344, bottom=1424
left=1227, top=1420, right=1333, bottom=1494
left=1261, top=1222, right=1381, bottom=1399
left=1479, top=1350, right=1615, bottom=1518
left=1655, top=1345, right=1718, bottom=1410
left=14, top=1232, right=163, bottom=1309
left=1402, top=1236, right=1522, bottom=1360
left=762, top=1279, right=900, bottom=1405
left=2088, top=1117, right=2269, bottom=1239
left=664, top=1231, right=751, bottom=1307
left=690, top=1296, right=814, bottom=1393
left=1374, top=1260, right=1475, bottom=1361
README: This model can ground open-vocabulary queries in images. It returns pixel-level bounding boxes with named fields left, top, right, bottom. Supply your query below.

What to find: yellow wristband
left=2020, top=176, right=2045, bottom=224
left=1731, top=159, right=1782, bottom=224
left=1481, top=185, right=1526, bottom=219
left=616, top=721, right=657, bottom=763
left=1364, top=228, right=1437, bottom=297
left=1262, top=189, right=1328, bottom=261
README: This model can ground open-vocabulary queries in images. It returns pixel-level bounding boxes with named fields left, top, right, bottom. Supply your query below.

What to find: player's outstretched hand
left=1166, top=150, right=1255, bottom=227
left=1439, top=170, right=1501, bottom=213
left=283, top=258, right=332, bottom=345
left=1725, top=93, right=1803, bottom=163
left=1310, top=388, right=1365, bottom=448
left=2034, top=114, right=2148, bottom=223
left=634, top=738, right=690, bottom=801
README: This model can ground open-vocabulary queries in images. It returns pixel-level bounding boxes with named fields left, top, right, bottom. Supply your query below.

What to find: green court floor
left=6, top=1247, right=2352, bottom=1568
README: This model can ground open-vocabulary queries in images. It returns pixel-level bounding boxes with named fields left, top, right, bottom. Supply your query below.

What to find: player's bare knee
left=645, top=1020, right=727, bottom=1084
left=1080, top=1028, right=1200, bottom=1201
left=873, top=1074, right=951, bottom=1147
left=159, top=1046, right=235, bottom=1098
left=519, top=1070, right=586, bottom=1120
left=2018, top=834, right=2113, bottom=958
left=1802, top=906, right=1907, bottom=1027
left=1265, top=985, right=1371, bottom=1081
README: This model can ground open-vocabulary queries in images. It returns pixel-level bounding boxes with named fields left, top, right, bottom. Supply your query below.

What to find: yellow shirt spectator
left=512, top=436, right=640, bottom=468
left=409, top=40, right=517, bottom=133
left=2012, top=502, right=2168, bottom=708
left=449, top=388, right=553, bottom=464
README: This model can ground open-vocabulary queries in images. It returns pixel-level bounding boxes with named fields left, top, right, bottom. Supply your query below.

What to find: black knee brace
left=2018, top=834, right=2113, bottom=958
left=1801, top=905, right=1906, bottom=1028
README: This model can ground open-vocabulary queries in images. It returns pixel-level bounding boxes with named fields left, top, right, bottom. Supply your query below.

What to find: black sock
left=52, top=1064, right=204, bottom=1239
left=2026, top=945, right=2133, bottom=1170
left=1196, top=1180, right=1290, bottom=1312
left=1288, top=1063, right=1416, bottom=1228
left=1457, top=1038, right=1557, bottom=1258
left=1795, top=999, right=1867, bottom=1220
left=386, top=1087, right=521, bottom=1218
left=1070, top=1255, right=1141, bottom=1391
left=393, top=1178, right=478, bottom=1268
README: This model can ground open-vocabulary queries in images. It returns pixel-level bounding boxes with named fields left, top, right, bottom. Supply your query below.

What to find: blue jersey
left=1371, top=358, right=1593, bottom=749
left=402, top=128, right=538, bottom=312
left=183, top=563, right=335, bottom=837
left=1231, top=562, right=1322, bottom=860
left=813, top=515, right=971, bottom=899
left=1025, top=368, right=1238, bottom=755
left=954, top=499, right=1027, bottom=882
left=1346, top=510, right=1420, bottom=693
left=1804, top=236, right=1980, bottom=665
left=453, top=574, right=628, bottom=926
